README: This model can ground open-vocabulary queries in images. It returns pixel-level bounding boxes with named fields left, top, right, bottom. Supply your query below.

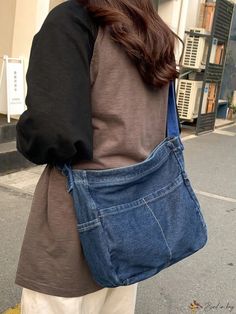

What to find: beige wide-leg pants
left=21, top=284, right=138, bottom=314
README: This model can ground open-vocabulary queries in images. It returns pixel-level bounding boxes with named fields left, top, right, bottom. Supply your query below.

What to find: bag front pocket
left=142, top=172, right=208, bottom=267
left=97, top=174, right=182, bottom=285
left=100, top=199, right=172, bottom=286
left=98, top=172, right=207, bottom=286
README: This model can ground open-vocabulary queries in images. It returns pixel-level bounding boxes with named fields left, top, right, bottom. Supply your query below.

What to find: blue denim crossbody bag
left=56, top=80, right=208, bottom=288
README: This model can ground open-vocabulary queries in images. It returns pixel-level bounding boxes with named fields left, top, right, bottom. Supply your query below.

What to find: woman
left=16, top=0, right=182, bottom=313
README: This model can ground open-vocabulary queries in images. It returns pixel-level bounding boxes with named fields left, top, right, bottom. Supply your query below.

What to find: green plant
left=227, top=94, right=236, bottom=114
left=229, top=104, right=236, bottom=114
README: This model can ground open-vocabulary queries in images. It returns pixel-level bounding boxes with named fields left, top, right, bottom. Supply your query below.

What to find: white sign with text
left=0, top=55, right=25, bottom=122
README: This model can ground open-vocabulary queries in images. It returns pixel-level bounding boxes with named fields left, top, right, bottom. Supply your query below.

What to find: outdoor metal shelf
left=179, top=0, right=234, bottom=135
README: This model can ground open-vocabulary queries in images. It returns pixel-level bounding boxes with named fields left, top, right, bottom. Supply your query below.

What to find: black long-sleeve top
left=16, top=0, right=98, bottom=165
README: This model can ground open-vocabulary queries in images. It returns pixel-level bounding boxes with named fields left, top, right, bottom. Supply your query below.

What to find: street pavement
left=0, top=123, right=236, bottom=314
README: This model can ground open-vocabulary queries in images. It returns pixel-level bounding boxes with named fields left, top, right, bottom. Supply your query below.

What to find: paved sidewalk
left=0, top=165, right=44, bottom=197
left=0, top=123, right=236, bottom=313
left=136, top=123, right=236, bottom=314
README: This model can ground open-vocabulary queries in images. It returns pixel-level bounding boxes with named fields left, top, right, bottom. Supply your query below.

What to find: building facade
left=0, top=0, right=235, bottom=116
left=0, top=0, right=204, bottom=84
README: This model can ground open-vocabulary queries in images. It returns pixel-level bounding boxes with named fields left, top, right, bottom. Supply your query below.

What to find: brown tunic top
left=15, top=25, right=169, bottom=297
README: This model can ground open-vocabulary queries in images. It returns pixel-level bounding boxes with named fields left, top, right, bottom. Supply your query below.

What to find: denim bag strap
left=167, top=79, right=180, bottom=138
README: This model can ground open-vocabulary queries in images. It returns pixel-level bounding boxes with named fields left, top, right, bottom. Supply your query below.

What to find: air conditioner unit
left=177, top=80, right=203, bottom=120
left=182, top=28, right=209, bottom=69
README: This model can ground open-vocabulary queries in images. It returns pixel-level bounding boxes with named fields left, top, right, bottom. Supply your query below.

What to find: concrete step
left=0, top=115, right=17, bottom=143
left=0, top=123, right=16, bottom=143
left=0, top=141, right=33, bottom=175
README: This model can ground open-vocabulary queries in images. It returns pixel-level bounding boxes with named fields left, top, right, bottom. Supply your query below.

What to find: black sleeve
left=16, top=0, right=98, bottom=165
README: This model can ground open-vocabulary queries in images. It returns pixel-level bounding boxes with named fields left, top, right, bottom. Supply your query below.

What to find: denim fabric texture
left=57, top=80, right=208, bottom=287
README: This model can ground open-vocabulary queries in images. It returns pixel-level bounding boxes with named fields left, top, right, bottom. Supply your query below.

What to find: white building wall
left=1, top=0, right=235, bottom=115
left=0, top=0, right=16, bottom=71
left=185, top=0, right=202, bottom=30
left=158, top=0, right=182, bottom=34
left=0, top=0, right=65, bottom=115
left=158, top=0, right=190, bottom=63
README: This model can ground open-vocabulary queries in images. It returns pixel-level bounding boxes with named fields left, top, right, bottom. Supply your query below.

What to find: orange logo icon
left=189, top=300, right=203, bottom=313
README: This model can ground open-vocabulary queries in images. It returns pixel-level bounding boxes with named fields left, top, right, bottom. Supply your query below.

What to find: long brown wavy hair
left=77, top=0, right=183, bottom=89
